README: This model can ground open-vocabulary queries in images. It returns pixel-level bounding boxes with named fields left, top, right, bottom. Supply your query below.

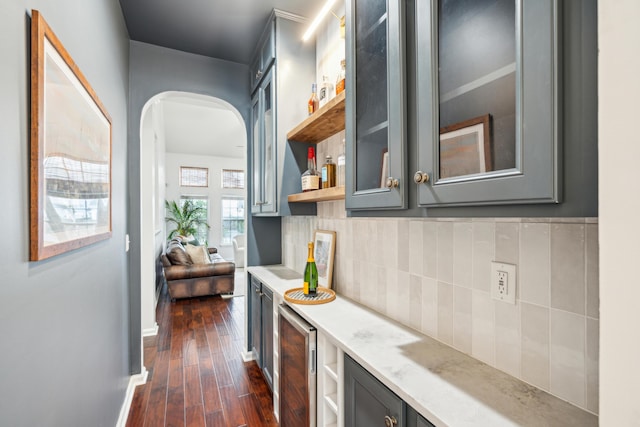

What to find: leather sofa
left=161, top=239, right=235, bottom=299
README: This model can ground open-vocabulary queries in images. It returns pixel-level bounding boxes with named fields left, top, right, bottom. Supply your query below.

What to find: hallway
left=126, top=288, right=277, bottom=427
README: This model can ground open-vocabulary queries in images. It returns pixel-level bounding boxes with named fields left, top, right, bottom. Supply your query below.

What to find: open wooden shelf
left=287, top=91, right=346, bottom=143
left=288, top=186, right=345, bottom=203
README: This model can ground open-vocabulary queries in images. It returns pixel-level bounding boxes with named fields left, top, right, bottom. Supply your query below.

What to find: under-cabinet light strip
left=302, top=0, right=338, bottom=41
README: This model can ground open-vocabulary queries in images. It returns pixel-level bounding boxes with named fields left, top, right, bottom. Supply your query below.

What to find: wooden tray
left=284, top=287, right=336, bottom=305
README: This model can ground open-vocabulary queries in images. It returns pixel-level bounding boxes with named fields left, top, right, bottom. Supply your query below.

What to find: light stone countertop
left=247, top=265, right=598, bottom=427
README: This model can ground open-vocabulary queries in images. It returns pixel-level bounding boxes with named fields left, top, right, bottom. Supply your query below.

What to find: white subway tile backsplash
left=472, top=221, right=495, bottom=292
left=453, top=222, right=473, bottom=288
left=410, top=221, right=424, bottom=276
left=586, top=224, right=599, bottom=319
left=550, top=309, right=586, bottom=408
left=521, top=302, right=550, bottom=390
left=282, top=215, right=598, bottom=414
left=586, top=317, right=599, bottom=413
left=550, top=224, right=586, bottom=315
left=520, top=223, right=551, bottom=306
left=495, top=301, right=521, bottom=378
left=495, top=222, right=519, bottom=265
left=409, top=274, right=423, bottom=331
left=422, top=221, right=438, bottom=279
left=421, top=277, right=439, bottom=337
left=471, top=290, right=495, bottom=365
left=453, top=286, right=472, bottom=354
left=437, top=281, right=454, bottom=345
left=437, top=222, right=454, bottom=284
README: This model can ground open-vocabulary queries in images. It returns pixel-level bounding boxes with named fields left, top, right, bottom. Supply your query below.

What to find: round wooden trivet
left=284, top=286, right=336, bottom=305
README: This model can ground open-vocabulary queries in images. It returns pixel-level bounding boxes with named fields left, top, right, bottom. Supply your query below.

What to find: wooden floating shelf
left=288, top=186, right=345, bottom=203
left=287, top=91, right=346, bottom=143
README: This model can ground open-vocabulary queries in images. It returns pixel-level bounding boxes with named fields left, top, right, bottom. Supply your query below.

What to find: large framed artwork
left=439, top=114, right=492, bottom=179
left=30, top=10, right=112, bottom=260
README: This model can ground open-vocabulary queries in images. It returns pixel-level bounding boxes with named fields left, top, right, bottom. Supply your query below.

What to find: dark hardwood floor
left=126, top=287, right=277, bottom=427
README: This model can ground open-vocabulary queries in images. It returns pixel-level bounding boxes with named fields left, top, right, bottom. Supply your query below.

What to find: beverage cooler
left=278, top=304, right=317, bottom=427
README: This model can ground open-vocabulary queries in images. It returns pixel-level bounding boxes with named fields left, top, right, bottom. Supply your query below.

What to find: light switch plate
left=491, top=261, right=517, bottom=304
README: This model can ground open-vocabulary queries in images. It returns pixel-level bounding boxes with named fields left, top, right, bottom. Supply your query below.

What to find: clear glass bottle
left=337, top=139, right=346, bottom=187
left=322, top=155, right=336, bottom=188
left=335, top=59, right=346, bottom=95
left=308, top=83, right=319, bottom=115
left=319, top=75, right=334, bottom=108
left=301, top=147, right=320, bottom=192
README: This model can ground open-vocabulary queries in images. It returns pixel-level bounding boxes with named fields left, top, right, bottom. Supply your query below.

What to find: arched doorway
left=138, top=91, right=247, bottom=353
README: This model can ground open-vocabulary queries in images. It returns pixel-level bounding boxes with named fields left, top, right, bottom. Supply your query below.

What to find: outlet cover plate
left=491, top=261, right=517, bottom=304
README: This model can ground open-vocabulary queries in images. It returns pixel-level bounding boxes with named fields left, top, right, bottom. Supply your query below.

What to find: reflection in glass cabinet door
left=416, top=0, right=560, bottom=207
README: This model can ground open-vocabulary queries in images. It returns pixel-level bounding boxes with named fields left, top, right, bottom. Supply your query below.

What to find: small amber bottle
left=321, top=155, right=336, bottom=188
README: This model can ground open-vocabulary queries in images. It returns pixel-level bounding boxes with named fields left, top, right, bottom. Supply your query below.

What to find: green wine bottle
left=303, top=242, right=318, bottom=296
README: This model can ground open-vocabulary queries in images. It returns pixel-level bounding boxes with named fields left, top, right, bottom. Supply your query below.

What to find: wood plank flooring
left=126, top=288, right=277, bottom=427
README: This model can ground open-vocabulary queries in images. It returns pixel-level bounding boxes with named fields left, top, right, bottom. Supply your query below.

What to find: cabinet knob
left=385, top=177, right=399, bottom=189
left=256, top=70, right=263, bottom=80
left=413, top=171, right=430, bottom=184
left=384, top=415, right=398, bottom=427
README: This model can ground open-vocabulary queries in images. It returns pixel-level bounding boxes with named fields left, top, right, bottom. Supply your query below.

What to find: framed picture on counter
left=314, top=229, right=336, bottom=289
left=439, top=114, right=492, bottom=179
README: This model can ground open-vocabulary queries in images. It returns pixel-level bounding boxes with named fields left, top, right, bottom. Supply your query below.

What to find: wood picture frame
left=439, top=114, right=492, bottom=179
left=379, top=148, right=389, bottom=188
left=313, top=229, right=336, bottom=289
left=30, top=10, right=112, bottom=260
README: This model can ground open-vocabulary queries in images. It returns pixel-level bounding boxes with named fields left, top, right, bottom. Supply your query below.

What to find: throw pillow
left=166, top=242, right=192, bottom=265
left=185, top=244, right=209, bottom=264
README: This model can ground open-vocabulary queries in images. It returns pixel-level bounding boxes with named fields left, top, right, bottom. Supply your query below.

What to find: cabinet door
left=407, top=406, right=435, bottom=427
left=261, top=286, right=274, bottom=390
left=250, top=277, right=262, bottom=364
left=260, top=68, right=277, bottom=213
left=250, top=92, right=263, bottom=214
left=415, top=0, right=560, bottom=207
left=345, top=0, right=407, bottom=210
left=250, top=69, right=277, bottom=215
left=345, top=354, right=405, bottom=427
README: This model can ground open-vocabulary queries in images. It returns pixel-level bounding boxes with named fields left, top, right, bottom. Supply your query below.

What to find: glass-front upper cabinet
left=415, top=0, right=560, bottom=206
left=346, top=0, right=407, bottom=210
left=251, top=68, right=276, bottom=214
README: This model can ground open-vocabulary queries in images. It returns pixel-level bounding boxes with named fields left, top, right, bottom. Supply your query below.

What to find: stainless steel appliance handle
left=278, top=304, right=315, bottom=335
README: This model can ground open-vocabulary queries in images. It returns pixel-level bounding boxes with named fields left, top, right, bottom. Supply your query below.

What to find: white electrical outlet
left=491, top=261, right=516, bottom=304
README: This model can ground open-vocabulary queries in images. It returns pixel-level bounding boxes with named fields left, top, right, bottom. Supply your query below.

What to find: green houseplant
left=165, top=199, right=210, bottom=242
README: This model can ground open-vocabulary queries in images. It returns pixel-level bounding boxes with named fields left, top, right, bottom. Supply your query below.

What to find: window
left=179, top=196, right=209, bottom=244
left=221, top=197, right=245, bottom=245
left=221, top=169, right=245, bottom=189
left=180, top=166, right=208, bottom=187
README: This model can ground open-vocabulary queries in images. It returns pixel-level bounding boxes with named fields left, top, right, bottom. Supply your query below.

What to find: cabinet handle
left=384, top=415, right=398, bottom=427
left=413, top=171, right=430, bottom=184
left=385, top=177, right=399, bottom=189
left=256, top=69, right=263, bottom=80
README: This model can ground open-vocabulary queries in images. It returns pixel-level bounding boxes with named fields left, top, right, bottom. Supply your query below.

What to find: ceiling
left=118, top=0, right=322, bottom=64
left=160, top=95, right=246, bottom=159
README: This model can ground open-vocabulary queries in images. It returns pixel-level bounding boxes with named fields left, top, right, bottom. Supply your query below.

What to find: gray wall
left=0, top=1, right=130, bottom=426
left=127, top=41, right=259, bottom=371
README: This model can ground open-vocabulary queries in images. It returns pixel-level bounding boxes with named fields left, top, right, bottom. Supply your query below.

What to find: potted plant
left=165, top=199, right=210, bottom=242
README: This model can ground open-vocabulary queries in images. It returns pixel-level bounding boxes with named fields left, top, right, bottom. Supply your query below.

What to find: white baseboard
left=142, top=322, right=159, bottom=337
left=241, top=350, right=255, bottom=362
left=115, top=367, right=148, bottom=427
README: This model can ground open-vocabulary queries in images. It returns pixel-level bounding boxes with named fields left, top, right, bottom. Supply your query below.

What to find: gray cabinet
left=346, top=0, right=598, bottom=217
left=345, top=354, right=436, bottom=427
left=345, top=0, right=408, bottom=210
left=250, top=20, right=275, bottom=93
left=249, top=10, right=316, bottom=217
left=251, top=68, right=276, bottom=214
left=249, top=275, right=274, bottom=390
left=345, top=354, right=405, bottom=427
left=415, top=0, right=559, bottom=207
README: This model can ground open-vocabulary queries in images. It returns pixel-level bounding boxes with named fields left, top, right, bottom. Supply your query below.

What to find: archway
left=138, top=91, right=247, bottom=345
